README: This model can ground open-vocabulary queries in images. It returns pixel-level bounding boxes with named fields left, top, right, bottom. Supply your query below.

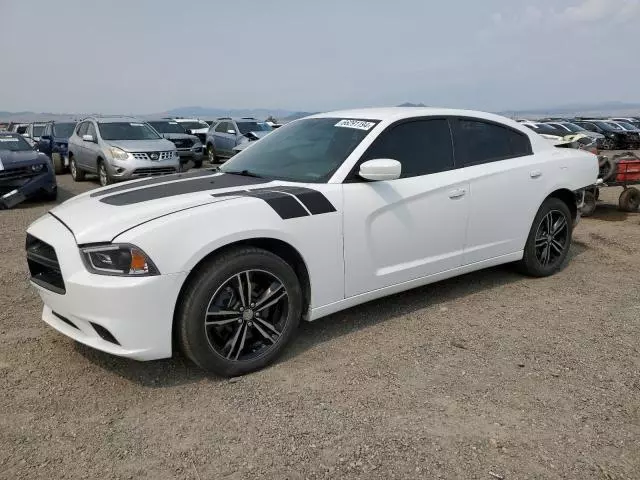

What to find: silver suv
left=67, top=116, right=179, bottom=187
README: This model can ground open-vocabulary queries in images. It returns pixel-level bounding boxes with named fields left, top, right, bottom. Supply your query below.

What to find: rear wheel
left=519, top=197, right=572, bottom=277
left=177, top=247, right=302, bottom=377
left=51, top=152, right=65, bottom=174
left=602, top=138, right=616, bottom=150
left=619, top=187, right=640, bottom=212
left=70, top=156, right=85, bottom=181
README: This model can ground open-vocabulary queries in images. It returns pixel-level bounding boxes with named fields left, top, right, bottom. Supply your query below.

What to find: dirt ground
left=1, top=170, right=639, bottom=480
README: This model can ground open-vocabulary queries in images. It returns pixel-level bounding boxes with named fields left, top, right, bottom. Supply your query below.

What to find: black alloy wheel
left=177, top=247, right=302, bottom=376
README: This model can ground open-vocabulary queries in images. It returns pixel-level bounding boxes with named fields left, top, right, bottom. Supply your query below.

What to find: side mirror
left=227, top=129, right=237, bottom=135
left=82, top=134, right=95, bottom=142
left=358, top=159, right=402, bottom=181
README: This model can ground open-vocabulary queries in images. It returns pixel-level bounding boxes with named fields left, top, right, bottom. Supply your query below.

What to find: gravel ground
left=1, top=169, right=639, bottom=480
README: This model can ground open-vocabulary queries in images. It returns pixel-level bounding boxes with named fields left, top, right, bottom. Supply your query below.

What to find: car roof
left=84, top=116, right=143, bottom=123
left=310, top=107, right=520, bottom=124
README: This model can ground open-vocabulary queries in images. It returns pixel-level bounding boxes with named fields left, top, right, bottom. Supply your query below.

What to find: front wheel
left=619, top=187, right=640, bottom=212
left=98, top=161, right=112, bottom=187
left=519, top=197, right=573, bottom=277
left=70, top=156, right=85, bottom=181
left=177, top=247, right=303, bottom=377
left=207, top=145, right=217, bottom=163
left=51, top=152, right=65, bottom=174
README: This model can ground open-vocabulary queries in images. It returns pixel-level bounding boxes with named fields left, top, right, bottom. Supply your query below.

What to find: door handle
left=448, top=188, right=466, bottom=199
left=530, top=170, right=542, bottom=178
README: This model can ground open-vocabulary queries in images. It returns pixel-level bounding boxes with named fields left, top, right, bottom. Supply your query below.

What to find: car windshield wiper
left=224, top=169, right=263, bottom=178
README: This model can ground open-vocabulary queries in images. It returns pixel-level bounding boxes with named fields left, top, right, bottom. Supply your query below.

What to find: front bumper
left=177, top=147, right=204, bottom=161
left=107, top=156, right=181, bottom=180
left=26, top=214, right=187, bottom=360
left=0, top=166, right=56, bottom=209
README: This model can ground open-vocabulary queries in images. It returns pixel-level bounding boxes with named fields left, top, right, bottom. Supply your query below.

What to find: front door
left=343, top=118, right=469, bottom=297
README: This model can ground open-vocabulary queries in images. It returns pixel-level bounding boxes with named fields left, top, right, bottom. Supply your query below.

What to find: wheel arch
left=171, top=237, right=312, bottom=352
left=547, top=188, right=577, bottom=221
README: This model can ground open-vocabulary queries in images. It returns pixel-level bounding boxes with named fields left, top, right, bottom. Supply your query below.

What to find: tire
left=518, top=197, right=573, bottom=277
left=69, top=156, right=85, bottom=181
left=51, top=152, right=65, bottom=175
left=599, top=156, right=616, bottom=182
left=619, top=187, right=640, bottom=212
left=193, top=159, right=203, bottom=169
left=602, top=138, right=616, bottom=150
left=41, top=187, right=58, bottom=202
left=207, top=144, right=217, bottom=164
left=581, top=191, right=597, bottom=217
left=98, top=160, right=112, bottom=187
left=177, top=247, right=303, bottom=377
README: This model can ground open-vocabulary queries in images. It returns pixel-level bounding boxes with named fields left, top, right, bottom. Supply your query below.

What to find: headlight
left=31, top=164, right=44, bottom=172
left=80, top=244, right=159, bottom=276
left=109, top=147, right=130, bottom=160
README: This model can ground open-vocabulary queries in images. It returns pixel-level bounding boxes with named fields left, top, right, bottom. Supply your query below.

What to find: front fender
left=113, top=195, right=345, bottom=310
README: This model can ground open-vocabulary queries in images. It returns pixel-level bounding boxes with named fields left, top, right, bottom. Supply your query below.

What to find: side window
left=361, top=119, right=454, bottom=178
left=454, top=119, right=532, bottom=166
left=228, top=122, right=237, bottom=134
left=582, top=123, right=596, bottom=132
left=77, top=122, right=88, bottom=136
left=86, top=123, right=97, bottom=138
left=215, top=121, right=228, bottom=133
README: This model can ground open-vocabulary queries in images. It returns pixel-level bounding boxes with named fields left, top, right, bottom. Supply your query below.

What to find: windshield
left=177, top=121, right=208, bottom=130
left=220, top=117, right=379, bottom=183
left=526, top=123, right=562, bottom=136
left=0, top=134, right=34, bottom=151
left=560, top=122, right=586, bottom=133
left=149, top=121, right=186, bottom=134
left=32, top=125, right=45, bottom=137
left=98, top=122, right=161, bottom=141
left=594, top=121, right=622, bottom=131
left=52, top=123, right=76, bottom=138
left=237, top=121, right=272, bottom=135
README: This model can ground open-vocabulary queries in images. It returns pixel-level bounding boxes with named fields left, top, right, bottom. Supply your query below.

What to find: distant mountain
left=500, top=101, right=640, bottom=119
left=160, top=106, right=299, bottom=121
left=397, top=102, right=427, bottom=107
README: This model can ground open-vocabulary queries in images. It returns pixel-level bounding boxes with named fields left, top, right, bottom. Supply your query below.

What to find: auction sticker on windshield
left=334, top=119, right=376, bottom=131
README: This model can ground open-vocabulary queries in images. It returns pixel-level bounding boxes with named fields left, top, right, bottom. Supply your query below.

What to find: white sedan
left=26, top=108, right=598, bottom=376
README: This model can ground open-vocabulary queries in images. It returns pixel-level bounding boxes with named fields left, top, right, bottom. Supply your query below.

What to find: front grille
left=132, top=167, right=177, bottom=177
left=131, top=151, right=174, bottom=161
left=170, top=138, right=194, bottom=149
left=26, top=234, right=65, bottom=294
left=0, top=166, right=37, bottom=182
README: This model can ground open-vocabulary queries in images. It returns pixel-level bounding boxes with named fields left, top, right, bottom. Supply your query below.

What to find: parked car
left=520, top=121, right=567, bottom=141
left=607, top=121, right=640, bottom=148
left=609, top=117, right=640, bottom=129
left=544, top=121, right=605, bottom=147
left=7, top=122, right=29, bottom=135
left=573, top=120, right=636, bottom=150
left=205, top=118, right=272, bottom=162
left=25, top=122, right=47, bottom=144
left=148, top=120, right=204, bottom=168
left=37, top=121, right=77, bottom=174
left=0, top=132, right=57, bottom=208
left=26, top=107, right=597, bottom=376
left=67, top=116, right=179, bottom=187
left=169, top=118, right=210, bottom=145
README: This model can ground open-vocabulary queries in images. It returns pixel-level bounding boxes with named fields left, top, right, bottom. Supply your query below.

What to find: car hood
left=48, top=171, right=286, bottom=244
left=0, top=149, right=44, bottom=167
left=108, top=139, right=176, bottom=152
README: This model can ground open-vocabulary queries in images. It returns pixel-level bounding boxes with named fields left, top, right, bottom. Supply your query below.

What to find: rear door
left=73, top=122, right=89, bottom=167
left=450, top=117, right=541, bottom=264
left=343, top=118, right=470, bottom=296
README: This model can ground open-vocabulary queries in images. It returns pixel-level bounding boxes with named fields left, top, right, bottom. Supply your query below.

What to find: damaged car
left=206, top=118, right=273, bottom=162
left=0, top=132, right=57, bottom=209
left=37, top=121, right=77, bottom=174
left=148, top=120, right=204, bottom=168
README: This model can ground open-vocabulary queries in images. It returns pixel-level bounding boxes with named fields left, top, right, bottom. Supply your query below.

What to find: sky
left=1, top=0, right=639, bottom=114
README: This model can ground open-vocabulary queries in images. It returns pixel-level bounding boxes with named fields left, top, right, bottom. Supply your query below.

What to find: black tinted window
left=362, top=119, right=454, bottom=178
left=455, top=119, right=532, bottom=166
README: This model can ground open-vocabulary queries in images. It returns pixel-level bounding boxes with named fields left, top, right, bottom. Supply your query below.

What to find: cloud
left=560, top=0, right=640, bottom=22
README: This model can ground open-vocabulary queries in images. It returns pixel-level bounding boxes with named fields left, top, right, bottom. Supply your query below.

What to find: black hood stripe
left=91, top=169, right=217, bottom=197
left=99, top=173, right=271, bottom=206
left=211, top=187, right=336, bottom=220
